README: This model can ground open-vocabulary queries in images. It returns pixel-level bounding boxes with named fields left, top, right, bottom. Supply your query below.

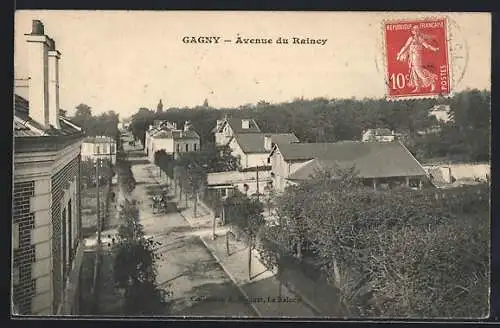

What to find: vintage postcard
left=12, top=11, right=491, bottom=319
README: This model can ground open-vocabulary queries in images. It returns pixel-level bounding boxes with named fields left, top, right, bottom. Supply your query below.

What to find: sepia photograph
left=11, top=11, right=491, bottom=319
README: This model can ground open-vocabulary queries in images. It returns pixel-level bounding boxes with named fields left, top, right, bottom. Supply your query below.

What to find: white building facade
left=148, top=121, right=200, bottom=163
left=81, top=136, right=117, bottom=164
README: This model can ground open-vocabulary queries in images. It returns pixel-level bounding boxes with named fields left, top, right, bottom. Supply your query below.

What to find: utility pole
left=96, top=158, right=101, bottom=247
left=256, top=166, right=260, bottom=201
left=92, top=157, right=102, bottom=313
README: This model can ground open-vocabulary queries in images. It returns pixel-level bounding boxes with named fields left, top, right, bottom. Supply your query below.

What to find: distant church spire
left=156, top=99, right=163, bottom=113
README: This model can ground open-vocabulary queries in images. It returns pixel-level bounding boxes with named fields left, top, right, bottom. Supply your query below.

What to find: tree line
left=129, top=89, right=490, bottom=162
left=153, top=144, right=240, bottom=217
left=70, top=103, right=120, bottom=138
left=111, top=157, right=168, bottom=314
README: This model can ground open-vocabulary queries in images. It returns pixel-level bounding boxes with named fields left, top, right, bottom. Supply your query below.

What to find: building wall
left=270, top=149, right=286, bottom=191
left=375, top=135, right=395, bottom=142
left=449, top=163, right=490, bottom=181
left=246, top=153, right=268, bottom=168
left=81, top=142, right=116, bottom=164
left=173, top=138, right=200, bottom=158
left=149, top=137, right=200, bottom=162
left=228, top=140, right=271, bottom=169
left=12, top=141, right=82, bottom=315
left=229, top=138, right=246, bottom=168
left=215, top=124, right=233, bottom=146
left=270, top=149, right=308, bottom=192
left=149, top=138, right=174, bottom=163
left=422, top=163, right=490, bottom=182
left=12, top=180, right=36, bottom=314
left=50, top=155, right=80, bottom=313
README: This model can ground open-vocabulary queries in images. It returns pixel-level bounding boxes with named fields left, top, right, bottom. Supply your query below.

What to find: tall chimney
left=48, top=38, right=61, bottom=129
left=25, top=20, right=50, bottom=127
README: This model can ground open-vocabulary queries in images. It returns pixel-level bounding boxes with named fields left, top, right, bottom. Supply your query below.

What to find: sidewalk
left=146, top=165, right=316, bottom=317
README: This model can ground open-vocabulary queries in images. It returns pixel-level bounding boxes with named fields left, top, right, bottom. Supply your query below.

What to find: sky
left=14, top=11, right=491, bottom=118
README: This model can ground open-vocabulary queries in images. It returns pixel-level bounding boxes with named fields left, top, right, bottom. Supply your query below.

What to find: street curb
left=177, top=210, right=263, bottom=318
left=146, top=166, right=262, bottom=317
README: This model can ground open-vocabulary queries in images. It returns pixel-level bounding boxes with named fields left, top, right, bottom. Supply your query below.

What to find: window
left=110, top=144, right=115, bottom=154
left=194, top=143, right=197, bottom=151
left=409, top=178, right=421, bottom=189
left=176, top=144, right=180, bottom=153
left=185, top=144, right=189, bottom=152
left=12, top=223, right=19, bottom=250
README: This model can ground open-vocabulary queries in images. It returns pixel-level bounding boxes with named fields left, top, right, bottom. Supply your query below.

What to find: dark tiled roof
left=280, top=141, right=427, bottom=179
left=151, top=129, right=200, bottom=140
left=14, top=120, right=41, bottom=136
left=225, top=118, right=261, bottom=133
left=234, top=133, right=299, bottom=153
left=83, top=136, right=115, bottom=144
left=13, top=94, right=83, bottom=137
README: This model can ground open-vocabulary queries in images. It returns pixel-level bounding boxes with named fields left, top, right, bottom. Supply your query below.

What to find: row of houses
left=208, top=117, right=432, bottom=196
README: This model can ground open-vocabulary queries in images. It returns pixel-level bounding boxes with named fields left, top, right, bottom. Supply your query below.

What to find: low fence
left=257, top=231, right=344, bottom=316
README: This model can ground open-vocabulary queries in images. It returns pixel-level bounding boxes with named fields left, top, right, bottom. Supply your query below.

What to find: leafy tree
left=74, top=103, right=92, bottom=119
left=80, top=158, right=114, bottom=188
left=175, top=152, right=208, bottom=217
left=117, top=159, right=136, bottom=194
left=224, top=193, right=265, bottom=279
left=113, top=199, right=168, bottom=315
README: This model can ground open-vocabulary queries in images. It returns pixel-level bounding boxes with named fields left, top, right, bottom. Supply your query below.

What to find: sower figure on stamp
left=396, top=25, right=439, bottom=93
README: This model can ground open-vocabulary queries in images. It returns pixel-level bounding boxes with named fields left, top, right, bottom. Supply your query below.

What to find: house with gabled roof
left=148, top=120, right=200, bottom=162
left=228, top=133, right=299, bottom=170
left=13, top=20, right=85, bottom=315
left=268, top=140, right=431, bottom=192
left=213, top=116, right=261, bottom=146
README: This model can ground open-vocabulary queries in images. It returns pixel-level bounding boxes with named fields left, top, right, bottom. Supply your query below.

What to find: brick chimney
left=48, top=38, right=61, bottom=129
left=25, top=20, right=50, bottom=127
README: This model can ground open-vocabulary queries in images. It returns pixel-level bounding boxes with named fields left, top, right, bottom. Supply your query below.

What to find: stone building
left=12, top=20, right=84, bottom=315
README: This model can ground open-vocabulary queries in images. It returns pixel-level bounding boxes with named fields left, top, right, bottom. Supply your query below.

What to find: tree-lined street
left=121, top=146, right=257, bottom=316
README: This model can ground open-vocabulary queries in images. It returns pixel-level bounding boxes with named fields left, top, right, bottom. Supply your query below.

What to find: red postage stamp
left=384, top=18, right=450, bottom=99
